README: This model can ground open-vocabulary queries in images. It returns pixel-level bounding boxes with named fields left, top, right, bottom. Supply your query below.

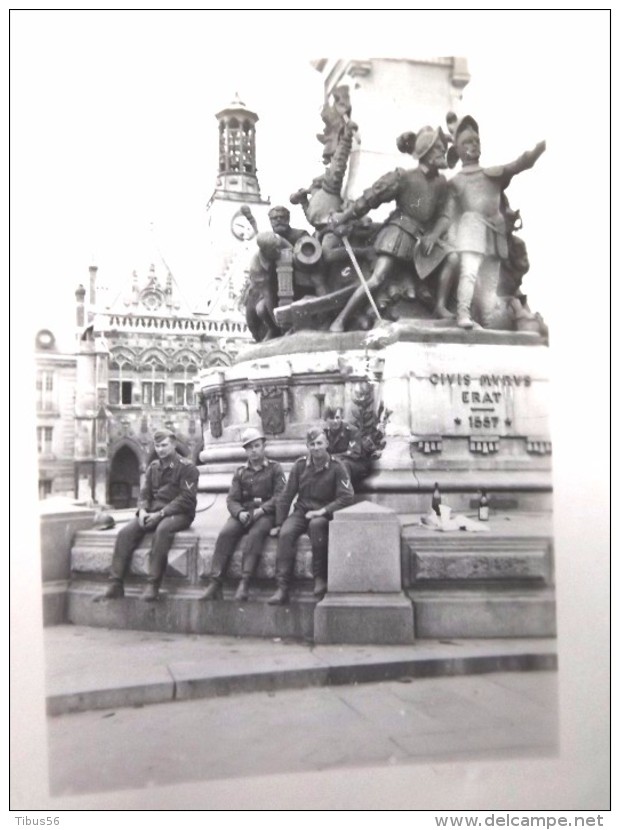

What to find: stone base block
left=328, top=501, right=402, bottom=592
left=410, top=590, right=556, bottom=638
left=314, top=592, right=415, bottom=645
left=67, top=584, right=316, bottom=640
left=42, top=581, right=68, bottom=626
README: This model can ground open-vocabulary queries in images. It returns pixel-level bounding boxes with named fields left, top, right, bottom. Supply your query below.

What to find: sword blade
left=342, top=235, right=382, bottom=324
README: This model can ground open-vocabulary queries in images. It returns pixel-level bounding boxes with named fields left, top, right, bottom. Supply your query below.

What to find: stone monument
left=194, top=60, right=552, bottom=644
left=65, top=59, right=554, bottom=646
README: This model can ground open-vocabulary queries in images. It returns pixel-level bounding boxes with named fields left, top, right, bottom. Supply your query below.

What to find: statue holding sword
left=327, top=125, right=457, bottom=332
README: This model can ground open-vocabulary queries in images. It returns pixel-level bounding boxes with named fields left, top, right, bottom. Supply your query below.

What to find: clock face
left=36, top=329, right=55, bottom=349
left=231, top=211, right=257, bottom=241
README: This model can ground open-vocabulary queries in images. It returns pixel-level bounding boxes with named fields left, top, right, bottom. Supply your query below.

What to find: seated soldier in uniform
left=94, top=429, right=199, bottom=603
left=324, top=406, right=375, bottom=490
left=267, top=426, right=354, bottom=605
left=323, top=406, right=358, bottom=455
left=200, top=428, right=286, bottom=602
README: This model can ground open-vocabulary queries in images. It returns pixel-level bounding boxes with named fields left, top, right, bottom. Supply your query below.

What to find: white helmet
left=240, top=427, right=265, bottom=447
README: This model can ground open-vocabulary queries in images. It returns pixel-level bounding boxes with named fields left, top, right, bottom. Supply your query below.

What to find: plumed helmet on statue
left=240, top=427, right=265, bottom=447
left=396, top=127, right=449, bottom=161
left=446, top=113, right=479, bottom=168
left=453, top=115, right=480, bottom=143
left=412, top=126, right=448, bottom=160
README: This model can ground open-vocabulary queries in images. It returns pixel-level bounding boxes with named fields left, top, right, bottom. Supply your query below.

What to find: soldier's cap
left=153, top=428, right=176, bottom=443
left=412, top=126, right=449, bottom=160
left=240, top=427, right=265, bottom=447
left=93, top=511, right=115, bottom=531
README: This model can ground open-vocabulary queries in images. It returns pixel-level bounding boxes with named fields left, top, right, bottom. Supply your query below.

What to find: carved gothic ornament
left=138, top=288, right=164, bottom=311
left=198, top=389, right=227, bottom=439
left=526, top=437, right=552, bottom=455
left=469, top=436, right=500, bottom=455
left=410, top=435, right=443, bottom=455
left=254, top=384, right=289, bottom=435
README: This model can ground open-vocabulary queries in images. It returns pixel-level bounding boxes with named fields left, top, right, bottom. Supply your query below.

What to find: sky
left=11, top=9, right=609, bottom=347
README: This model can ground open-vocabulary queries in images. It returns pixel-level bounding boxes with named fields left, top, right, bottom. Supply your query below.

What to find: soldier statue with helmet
left=430, top=115, right=546, bottom=330
left=327, top=124, right=455, bottom=332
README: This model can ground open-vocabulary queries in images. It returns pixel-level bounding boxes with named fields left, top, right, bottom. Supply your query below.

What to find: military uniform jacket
left=326, top=422, right=359, bottom=456
left=138, top=453, right=199, bottom=519
left=227, top=459, right=287, bottom=520
left=276, top=455, right=354, bottom=526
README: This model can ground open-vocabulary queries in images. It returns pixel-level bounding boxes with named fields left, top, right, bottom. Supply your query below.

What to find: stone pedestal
left=197, top=327, right=552, bottom=514
left=314, top=502, right=414, bottom=644
left=40, top=503, right=97, bottom=625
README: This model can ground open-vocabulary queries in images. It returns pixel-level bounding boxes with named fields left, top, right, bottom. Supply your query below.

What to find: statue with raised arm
left=432, top=115, right=546, bottom=330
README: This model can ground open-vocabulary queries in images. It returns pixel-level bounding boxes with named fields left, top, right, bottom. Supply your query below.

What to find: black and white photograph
left=10, top=9, right=610, bottom=818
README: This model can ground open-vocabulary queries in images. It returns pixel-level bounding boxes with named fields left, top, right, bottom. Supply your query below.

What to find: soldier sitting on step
left=94, top=429, right=199, bottom=603
left=323, top=406, right=370, bottom=490
left=200, top=429, right=286, bottom=602
left=267, top=426, right=354, bottom=605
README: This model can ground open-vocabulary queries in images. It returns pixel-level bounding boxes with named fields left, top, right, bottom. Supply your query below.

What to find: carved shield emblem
left=259, top=386, right=286, bottom=435
left=207, top=396, right=223, bottom=438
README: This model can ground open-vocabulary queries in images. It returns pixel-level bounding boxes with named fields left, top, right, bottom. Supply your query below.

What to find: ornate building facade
left=73, top=263, right=253, bottom=508
left=36, top=95, right=269, bottom=506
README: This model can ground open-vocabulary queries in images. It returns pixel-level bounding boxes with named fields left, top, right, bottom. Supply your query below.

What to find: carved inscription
left=429, top=373, right=531, bottom=433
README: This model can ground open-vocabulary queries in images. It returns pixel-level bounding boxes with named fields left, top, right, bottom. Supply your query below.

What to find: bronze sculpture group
left=242, top=89, right=547, bottom=341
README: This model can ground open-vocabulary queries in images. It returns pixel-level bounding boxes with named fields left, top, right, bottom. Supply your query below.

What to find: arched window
left=108, top=353, right=136, bottom=405
left=172, top=353, right=199, bottom=406
left=141, top=353, right=167, bottom=407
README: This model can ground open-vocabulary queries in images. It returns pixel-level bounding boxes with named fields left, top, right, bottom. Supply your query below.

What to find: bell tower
left=200, top=94, right=271, bottom=317
left=213, top=93, right=264, bottom=203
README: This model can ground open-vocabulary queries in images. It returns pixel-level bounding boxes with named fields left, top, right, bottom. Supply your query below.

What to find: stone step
left=410, top=589, right=556, bottom=639
left=66, top=582, right=555, bottom=641
left=68, top=583, right=317, bottom=640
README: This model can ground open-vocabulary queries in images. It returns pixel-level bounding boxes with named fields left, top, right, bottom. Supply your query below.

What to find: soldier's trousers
left=210, top=515, right=274, bottom=581
left=109, top=514, right=193, bottom=589
left=275, top=510, right=330, bottom=588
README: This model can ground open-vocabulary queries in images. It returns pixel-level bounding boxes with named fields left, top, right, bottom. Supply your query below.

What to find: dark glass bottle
left=431, top=483, right=441, bottom=516
left=478, top=489, right=489, bottom=521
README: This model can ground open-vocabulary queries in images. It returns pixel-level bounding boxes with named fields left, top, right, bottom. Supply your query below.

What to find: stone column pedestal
left=314, top=501, right=415, bottom=644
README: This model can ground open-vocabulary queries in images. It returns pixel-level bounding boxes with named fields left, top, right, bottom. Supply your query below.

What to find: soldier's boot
left=140, top=583, right=159, bottom=602
left=93, top=580, right=124, bottom=602
left=234, top=578, right=251, bottom=602
left=200, top=579, right=223, bottom=601
left=313, top=577, right=328, bottom=600
left=267, top=582, right=290, bottom=606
